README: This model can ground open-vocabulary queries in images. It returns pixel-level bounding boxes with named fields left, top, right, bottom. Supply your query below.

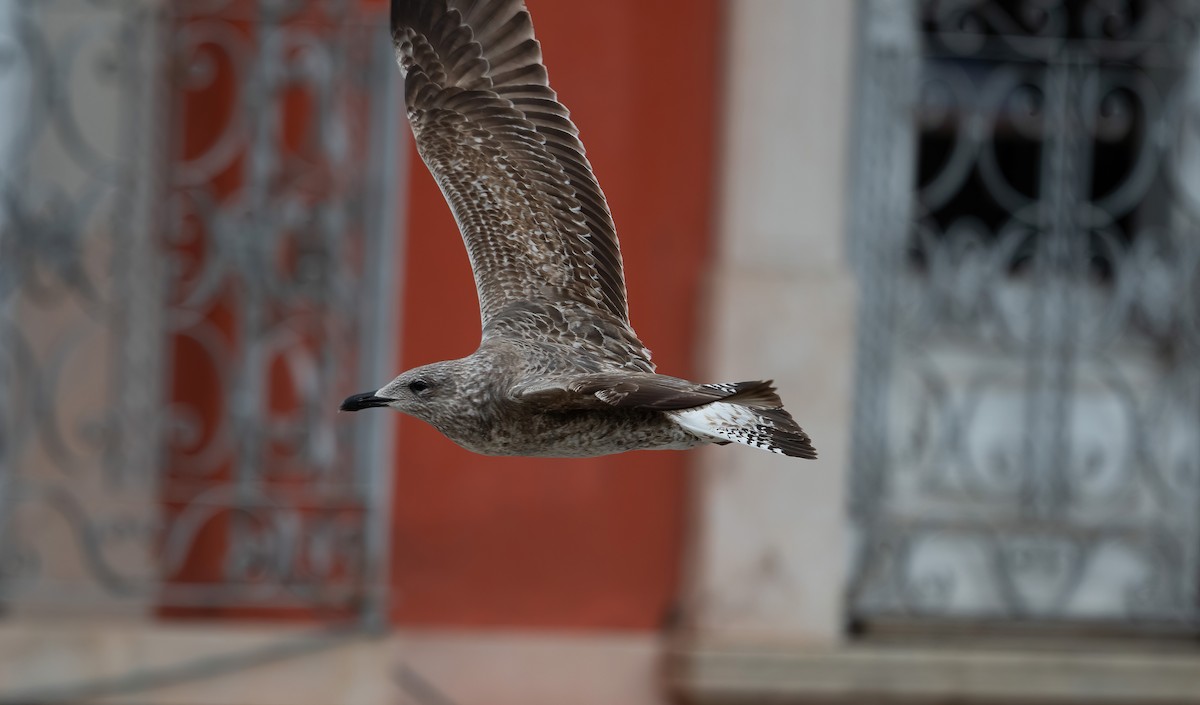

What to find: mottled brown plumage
left=341, top=0, right=816, bottom=459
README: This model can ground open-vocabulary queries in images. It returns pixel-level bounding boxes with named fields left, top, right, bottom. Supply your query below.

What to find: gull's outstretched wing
left=391, top=0, right=635, bottom=346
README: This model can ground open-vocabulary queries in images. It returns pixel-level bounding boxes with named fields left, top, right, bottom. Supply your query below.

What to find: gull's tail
left=668, top=380, right=817, bottom=459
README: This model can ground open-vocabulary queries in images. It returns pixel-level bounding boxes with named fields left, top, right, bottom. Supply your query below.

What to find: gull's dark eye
left=408, top=379, right=429, bottom=394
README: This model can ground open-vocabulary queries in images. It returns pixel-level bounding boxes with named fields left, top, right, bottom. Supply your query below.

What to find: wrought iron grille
left=0, top=0, right=398, bottom=624
left=849, top=0, right=1200, bottom=631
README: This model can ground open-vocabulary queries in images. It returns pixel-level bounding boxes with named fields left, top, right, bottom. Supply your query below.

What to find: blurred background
left=2, top=0, right=1200, bottom=703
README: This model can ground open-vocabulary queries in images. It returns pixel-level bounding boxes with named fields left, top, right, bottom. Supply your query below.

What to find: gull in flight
left=342, top=0, right=816, bottom=459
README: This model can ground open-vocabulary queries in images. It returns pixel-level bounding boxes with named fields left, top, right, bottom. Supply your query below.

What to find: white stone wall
left=683, top=0, right=858, bottom=645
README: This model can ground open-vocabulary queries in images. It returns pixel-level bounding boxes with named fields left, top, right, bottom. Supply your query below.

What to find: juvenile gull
left=341, top=0, right=816, bottom=459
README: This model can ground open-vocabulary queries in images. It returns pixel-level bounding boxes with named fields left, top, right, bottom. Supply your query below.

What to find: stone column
left=682, top=0, right=858, bottom=646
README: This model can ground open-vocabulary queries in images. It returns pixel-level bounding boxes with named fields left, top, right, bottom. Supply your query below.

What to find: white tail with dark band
left=668, top=381, right=816, bottom=459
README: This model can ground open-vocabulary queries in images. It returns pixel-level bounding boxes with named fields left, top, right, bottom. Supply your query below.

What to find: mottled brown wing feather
left=513, top=375, right=786, bottom=412
left=483, top=300, right=654, bottom=372
left=391, top=0, right=631, bottom=341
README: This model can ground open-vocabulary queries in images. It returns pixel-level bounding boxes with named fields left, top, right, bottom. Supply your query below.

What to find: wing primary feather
left=392, top=0, right=640, bottom=360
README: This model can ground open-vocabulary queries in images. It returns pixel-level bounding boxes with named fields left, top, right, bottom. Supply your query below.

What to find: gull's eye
left=408, top=379, right=430, bottom=394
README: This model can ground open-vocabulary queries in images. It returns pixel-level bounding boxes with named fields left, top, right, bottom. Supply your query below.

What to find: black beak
left=340, top=391, right=392, bottom=412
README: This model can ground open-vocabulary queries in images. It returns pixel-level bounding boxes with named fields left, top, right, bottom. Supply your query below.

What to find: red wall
left=391, top=0, right=722, bottom=628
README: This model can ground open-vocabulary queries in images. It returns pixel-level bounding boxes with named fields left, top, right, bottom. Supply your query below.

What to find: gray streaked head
left=340, top=360, right=462, bottom=425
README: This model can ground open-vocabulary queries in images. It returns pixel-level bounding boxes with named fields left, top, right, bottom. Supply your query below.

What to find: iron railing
left=0, top=0, right=399, bottom=626
left=850, top=0, right=1200, bottom=633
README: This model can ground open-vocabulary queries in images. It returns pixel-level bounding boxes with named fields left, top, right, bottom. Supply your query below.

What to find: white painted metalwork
left=0, top=0, right=399, bottom=625
left=850, top=0, right=1200, bottom=632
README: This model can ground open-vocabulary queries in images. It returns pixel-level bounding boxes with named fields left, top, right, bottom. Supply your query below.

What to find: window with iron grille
left=849, top=0, right=1200, bottom=634
left=0, top=0, right=397, bottom=624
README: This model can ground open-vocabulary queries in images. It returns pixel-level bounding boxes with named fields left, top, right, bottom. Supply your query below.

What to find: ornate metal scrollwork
left=851, top=0, right=1200, bottom=630
left=0, top=0, right=396, bottom=623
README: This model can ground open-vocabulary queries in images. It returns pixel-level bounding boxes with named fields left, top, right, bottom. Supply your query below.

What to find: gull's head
left=339, top=361, right=459, bottom=423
